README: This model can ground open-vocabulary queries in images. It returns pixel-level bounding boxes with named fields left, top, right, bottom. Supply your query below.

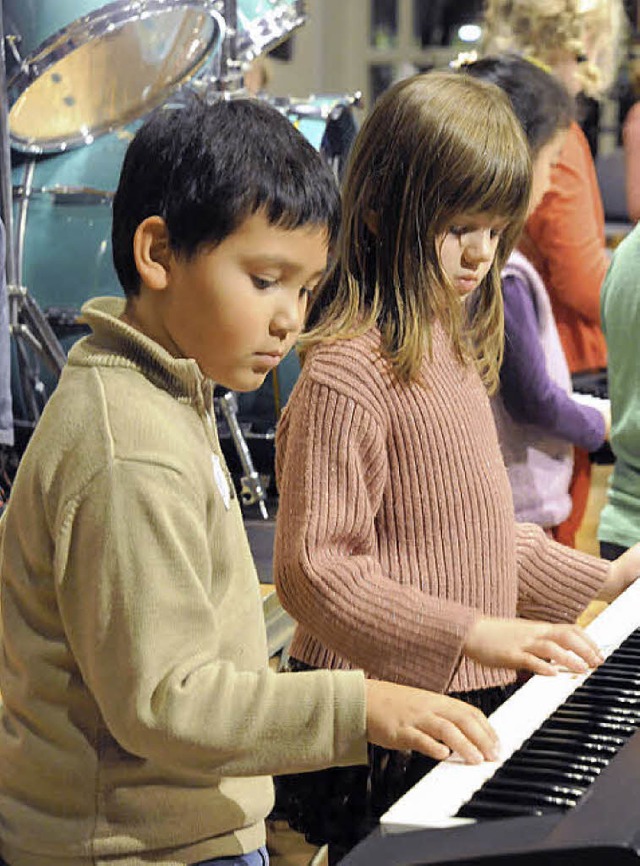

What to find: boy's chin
left=214, top=372, right=269, bottom=393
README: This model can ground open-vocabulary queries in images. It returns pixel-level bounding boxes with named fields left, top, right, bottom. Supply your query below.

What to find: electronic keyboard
left=339, top=580, right=640, bottom=865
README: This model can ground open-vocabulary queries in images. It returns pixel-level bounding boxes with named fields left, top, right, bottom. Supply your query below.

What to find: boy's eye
left=251, top=275, right=277, bottom=290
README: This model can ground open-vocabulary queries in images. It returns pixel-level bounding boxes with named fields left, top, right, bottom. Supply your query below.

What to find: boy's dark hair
left=112, top=94, right=341, bottom=297
left=462, top=54, right=575, bottom=155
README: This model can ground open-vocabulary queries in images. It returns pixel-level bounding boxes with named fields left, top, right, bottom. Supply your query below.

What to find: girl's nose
left=465, top=229, right=494, bottom=263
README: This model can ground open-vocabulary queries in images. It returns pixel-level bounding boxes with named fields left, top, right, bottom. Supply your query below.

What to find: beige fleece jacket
left=0, top=297, right=366, bottom=866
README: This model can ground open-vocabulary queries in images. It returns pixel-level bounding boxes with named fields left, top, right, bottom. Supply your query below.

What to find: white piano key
left=381, top=579, right=640, bottom=832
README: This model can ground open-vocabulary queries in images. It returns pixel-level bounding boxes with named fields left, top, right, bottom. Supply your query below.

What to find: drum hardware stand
left=0, top=6, right=68, bottom=446
left=215, top=390, right=269, bottom=519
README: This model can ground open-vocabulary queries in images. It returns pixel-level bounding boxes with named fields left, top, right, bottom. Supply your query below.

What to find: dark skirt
left=272, top=659, right=517, bottom=863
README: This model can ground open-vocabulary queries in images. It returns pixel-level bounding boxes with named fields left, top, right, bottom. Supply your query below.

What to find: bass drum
left=4, top=0, right=224, bottom=153
left=12, top=127, right=135, bottom=313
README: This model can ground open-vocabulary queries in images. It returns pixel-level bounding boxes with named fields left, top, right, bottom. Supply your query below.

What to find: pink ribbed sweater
left=274, top=324, right=609, bottom=694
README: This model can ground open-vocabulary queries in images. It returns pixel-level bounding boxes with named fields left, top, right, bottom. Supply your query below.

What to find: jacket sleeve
left=501, top=273, right=606, bottom=451
left=55, top=458, right=367, bottom=777
left=274, top=376, right=479, bottom=693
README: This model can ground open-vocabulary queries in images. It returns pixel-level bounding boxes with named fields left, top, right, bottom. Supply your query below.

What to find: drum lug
left=5, top=34, right=27, bottom=75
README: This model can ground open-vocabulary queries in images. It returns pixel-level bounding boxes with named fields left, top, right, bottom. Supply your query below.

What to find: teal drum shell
left=11, top=125, right=138, bottom=313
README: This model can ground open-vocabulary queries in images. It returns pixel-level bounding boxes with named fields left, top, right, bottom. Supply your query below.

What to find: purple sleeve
left=501, top=273, right=606, bottom=451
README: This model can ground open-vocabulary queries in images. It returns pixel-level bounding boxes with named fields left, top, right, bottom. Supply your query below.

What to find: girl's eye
left=490, top=228, right=503, bottom=239
left=449, top=226, right=466, bottom=237
left=251, top=275, right=276, bottom=290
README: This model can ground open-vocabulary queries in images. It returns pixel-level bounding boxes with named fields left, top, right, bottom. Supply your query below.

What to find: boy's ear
left=133, top=216, right=172, bottom=291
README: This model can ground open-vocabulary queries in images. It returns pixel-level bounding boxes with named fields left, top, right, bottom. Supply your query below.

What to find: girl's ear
left=133, top=216, right=172, bottom=291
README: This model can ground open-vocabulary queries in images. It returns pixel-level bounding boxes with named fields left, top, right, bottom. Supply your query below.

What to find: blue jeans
left=1, top=848, right=269, bottom=866
left=192, top=846, right=269, bottom=866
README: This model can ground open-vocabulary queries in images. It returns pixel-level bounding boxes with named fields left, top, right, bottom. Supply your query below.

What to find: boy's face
left=150, top=210, right=329, bottom=391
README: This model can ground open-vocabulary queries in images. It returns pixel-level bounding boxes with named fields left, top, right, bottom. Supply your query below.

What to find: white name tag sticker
left=211, top=453, right=231, bottom=510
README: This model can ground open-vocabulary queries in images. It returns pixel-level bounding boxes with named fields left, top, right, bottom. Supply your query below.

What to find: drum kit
left=0, top=0, right=361, bottom=515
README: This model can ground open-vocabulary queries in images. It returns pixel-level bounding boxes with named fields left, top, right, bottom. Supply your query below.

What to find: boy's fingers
left=441, top=703, right=499, bottom=759
left=403, top=730, right=451, bottom=762
left=412, top=717, right=486, bottom=765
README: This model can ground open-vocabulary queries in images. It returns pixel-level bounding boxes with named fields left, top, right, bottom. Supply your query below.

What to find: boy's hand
left=463, top=617, right=604, bottom=677
left=597, top=542, right=640, bottom=603
left=364, top=680, right=499, bottom=765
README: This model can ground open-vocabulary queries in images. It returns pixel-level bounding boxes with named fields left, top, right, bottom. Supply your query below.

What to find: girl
left=462, top=54, right=609, bottom=533
left=481, top=0, right=626, bottom=547
left=272, top=70, right=640, bottom=863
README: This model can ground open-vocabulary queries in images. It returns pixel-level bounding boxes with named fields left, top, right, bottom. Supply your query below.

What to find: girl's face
left=437, top=214, right=507, bottom=296
left=528, top=129, right=568, bottom=216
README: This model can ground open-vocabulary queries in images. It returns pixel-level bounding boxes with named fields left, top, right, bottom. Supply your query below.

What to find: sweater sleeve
left=501, top=273, right=606, bottom=452
left=274, top=375, right=479, bottom=693
left=514, top=522, right=610, bottom=622
left=524, top=123, right=609, bottom=326
left=55, top=459, right=367, bottom=777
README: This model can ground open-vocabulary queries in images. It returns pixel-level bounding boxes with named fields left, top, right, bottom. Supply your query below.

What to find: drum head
left=6, top=0, right=223, bottom=154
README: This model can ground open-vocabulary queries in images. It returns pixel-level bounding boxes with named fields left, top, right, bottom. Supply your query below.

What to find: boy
left=0, top=96, right=498, bottom=866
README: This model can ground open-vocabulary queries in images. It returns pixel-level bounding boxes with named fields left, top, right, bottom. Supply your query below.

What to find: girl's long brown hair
left=301, top=70, right=532, bottom=393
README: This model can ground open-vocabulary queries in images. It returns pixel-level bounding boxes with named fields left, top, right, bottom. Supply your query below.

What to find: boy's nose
left=270, top=296, right=304, bottom=338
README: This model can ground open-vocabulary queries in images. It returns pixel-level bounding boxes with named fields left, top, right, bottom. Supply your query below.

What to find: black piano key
left=525, top=733, right=621, bottom=757
left=504, top=750, right=602, bottom=778
left=536, top=722, right=630, bottom=747
left=564, top=696, right=640, bottom=720
left=553, top=703, right=640, bottom=724
left=571, top=686, right=640, bottom=707
left=552, top=702, right=637, bottom=722
left=462, top=788, right=571, bottom=810
left=586, top=669, right=640, bottom=687
left=480, top=776, right=585, bottom=802
left=507, top=746, right=609, bottom=769
left=577, top=680, right=640, bottom=698
left=548, top=712, right=637, bottom=737
left=584, top=673, right=640, bottom=694
left=456, top=797, right=553, bottom=820
left=603, top=648, right=640, bottom=663
left=493, top=764, right=596, bottom=787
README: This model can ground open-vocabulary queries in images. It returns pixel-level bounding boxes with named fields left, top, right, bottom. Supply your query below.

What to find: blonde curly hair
left=482, top=0, right=626, bottom=97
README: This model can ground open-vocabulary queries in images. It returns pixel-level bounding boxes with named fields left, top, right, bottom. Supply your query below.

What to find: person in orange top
left=622, top=50, right=640, bottom=223
left=482, top=0, right=625, bottom=547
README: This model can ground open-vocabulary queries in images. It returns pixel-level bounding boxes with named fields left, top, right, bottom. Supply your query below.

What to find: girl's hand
left=364, top=680, right=499, bottom=765
left=597, top=542, right=640, bottom=603
left=463, top=617, right=604, bottom=677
